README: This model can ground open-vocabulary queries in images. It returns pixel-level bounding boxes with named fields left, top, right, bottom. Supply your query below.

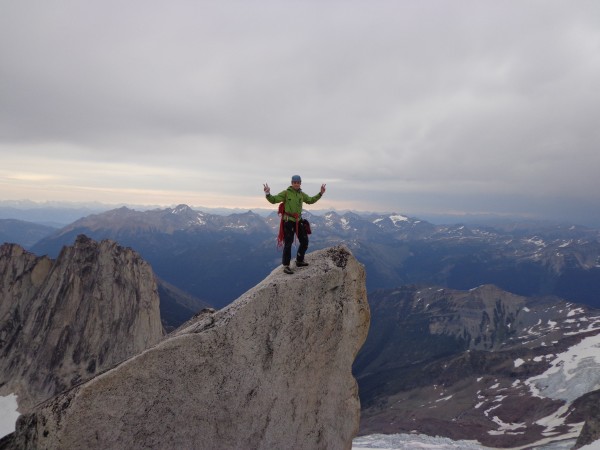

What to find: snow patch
left=390, top=215, right=409, bottom=226
left=514, top=358, right=525, bottom=368
left=0, top=394, right=19, bottom=438
left=525, top=237, right=546, bottom=247
left=341, top=217, right=352, bottom=230
left=534, top=404, right=584, bottom=439
left=224, top=224, right=248, bottom=229
left=487, top=415, right=526, bottom=435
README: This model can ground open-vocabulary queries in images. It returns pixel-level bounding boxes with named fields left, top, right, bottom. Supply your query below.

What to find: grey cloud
left=1, top=1, right=600, bottom=225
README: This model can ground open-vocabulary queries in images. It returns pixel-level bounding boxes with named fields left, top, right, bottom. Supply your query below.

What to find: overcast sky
left=1, top=1, right=599, bottom=225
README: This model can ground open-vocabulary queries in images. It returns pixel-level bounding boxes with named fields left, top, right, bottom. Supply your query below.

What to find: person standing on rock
left=264, top=175, right=326, bottom=274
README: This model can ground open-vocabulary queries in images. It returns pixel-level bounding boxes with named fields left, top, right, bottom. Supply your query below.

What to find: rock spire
left=6, top=246, right=369, bottom=450
left=0, top=235, right=164, bottom=412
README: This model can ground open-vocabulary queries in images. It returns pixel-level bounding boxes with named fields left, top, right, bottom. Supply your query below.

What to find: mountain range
left=28, top=204, right=600, bottom=314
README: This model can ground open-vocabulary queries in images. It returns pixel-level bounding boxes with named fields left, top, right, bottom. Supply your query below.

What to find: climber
left=263, top=175, right=326, bottom=274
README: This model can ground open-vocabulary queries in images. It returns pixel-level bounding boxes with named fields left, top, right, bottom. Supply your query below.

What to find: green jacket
left=266, top=186, right=322, bottom=222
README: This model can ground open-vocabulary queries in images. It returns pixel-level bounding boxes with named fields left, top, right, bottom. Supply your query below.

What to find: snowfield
left=0, top=394, right=19, bottom=438
left=526, top=333, right=600, bottom=403
left=353, top=433, right=493, bottom=449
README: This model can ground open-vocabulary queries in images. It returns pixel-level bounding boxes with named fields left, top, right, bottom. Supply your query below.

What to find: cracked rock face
left=0, top=235, right=164, bottom=412
left=7, top=245, right=370, bottom=450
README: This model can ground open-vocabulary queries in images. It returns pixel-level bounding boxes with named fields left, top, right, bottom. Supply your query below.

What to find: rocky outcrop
left=0, top=235, right=164, bottom=411
left=570, top=390, right=600, bottom=449
left=6, top=246, right=370, bottom=450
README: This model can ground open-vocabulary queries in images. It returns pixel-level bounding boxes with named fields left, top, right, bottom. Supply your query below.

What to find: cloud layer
left=1, top=1, right=600, bottom=224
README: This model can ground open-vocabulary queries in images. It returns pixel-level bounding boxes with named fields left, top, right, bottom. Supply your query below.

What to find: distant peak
left=172, top=204, right=192, bottom=214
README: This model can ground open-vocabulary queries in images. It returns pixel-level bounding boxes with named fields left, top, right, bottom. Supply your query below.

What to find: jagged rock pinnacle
left=0, top=237, right=164, bottom=412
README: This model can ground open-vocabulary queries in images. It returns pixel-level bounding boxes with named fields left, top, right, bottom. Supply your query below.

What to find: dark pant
left=282, top=220, right=308, bottom=266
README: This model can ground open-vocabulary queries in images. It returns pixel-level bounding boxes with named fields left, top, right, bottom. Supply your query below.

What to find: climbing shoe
left=283, top=266, right=294, bottom=274
left=295, top=261, right=309, bottom=267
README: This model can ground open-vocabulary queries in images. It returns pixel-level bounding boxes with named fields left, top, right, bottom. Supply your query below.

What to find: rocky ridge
left=0, top=235, right=164, bottom=411
left=4, top=246, right=370, bottom=450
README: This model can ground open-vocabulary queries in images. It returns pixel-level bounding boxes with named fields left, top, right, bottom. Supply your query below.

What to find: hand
left=263, top=183, right=270, bottom=195
left=320, top=184, right=326, bottom=195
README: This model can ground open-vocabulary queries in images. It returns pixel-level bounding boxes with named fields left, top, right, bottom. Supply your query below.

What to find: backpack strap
left=277, top=191, right=288, bottom=248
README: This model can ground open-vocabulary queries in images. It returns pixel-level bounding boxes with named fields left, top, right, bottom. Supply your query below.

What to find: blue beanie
left=291, top=175, right=302, bottom=183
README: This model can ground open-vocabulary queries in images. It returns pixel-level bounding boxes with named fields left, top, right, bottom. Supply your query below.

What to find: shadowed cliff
left=0, top=235, right=164, bottom=412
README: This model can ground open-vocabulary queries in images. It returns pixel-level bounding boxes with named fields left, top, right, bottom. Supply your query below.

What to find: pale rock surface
left=7, top=245, right=369, bottom=450
left=0, top=235, right=164, bottom=412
